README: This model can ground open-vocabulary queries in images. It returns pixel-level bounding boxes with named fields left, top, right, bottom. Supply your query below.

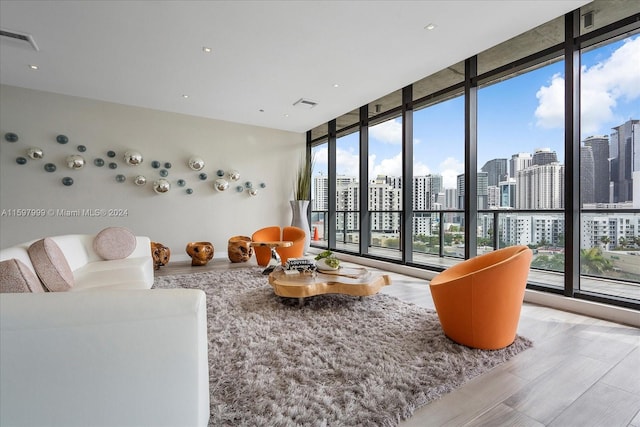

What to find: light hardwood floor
left=156, top=259, right=640, bottom=427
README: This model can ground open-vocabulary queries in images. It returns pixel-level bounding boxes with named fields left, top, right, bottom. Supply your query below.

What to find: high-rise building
left=481, top=158, right=508, bottom=187
left=583, top=135, right=610, bottom=203
left=532, top=148, right=558, bottom=166
left=444, top=188, right=457, bottom=209
left=312, top=173, right=329, bottom=211
left=456, top=172, right=488, bottom=209
left=487, top=186, right=501, bottom=208
left=610, top=119, right=639, bottom=203
left=499, top=178, right=516, bottom=208
left=510, top=152, right=533, bottom=178
left=581, top=145, right=595, bottom=205
left=516, top=163, right=564, bottom=209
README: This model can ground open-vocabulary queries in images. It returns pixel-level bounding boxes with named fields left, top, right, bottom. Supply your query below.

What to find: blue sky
left=314, top=34, right=640, bottom=189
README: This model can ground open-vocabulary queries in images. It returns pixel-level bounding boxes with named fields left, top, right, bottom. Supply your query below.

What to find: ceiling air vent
left=0, top=28, right=39, bottom=51
left=293, top=98, right=318, bottom=109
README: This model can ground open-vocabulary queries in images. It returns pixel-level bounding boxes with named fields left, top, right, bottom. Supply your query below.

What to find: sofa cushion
left=28, top=238, right=74, bottom=292
left=93, top=227, right=137, bottom=260
left=0, top=258, right=45, bottom=293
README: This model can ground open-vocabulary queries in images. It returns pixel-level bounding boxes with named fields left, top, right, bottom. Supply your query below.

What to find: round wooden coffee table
left=268, top=267, right=391, bottom=307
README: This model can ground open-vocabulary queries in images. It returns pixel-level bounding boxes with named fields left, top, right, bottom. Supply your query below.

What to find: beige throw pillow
left=0, top=258, right=46, bottom=293
left=28, top=238, right=74, bottom=292
left=93, top=227, right=137, bottom=260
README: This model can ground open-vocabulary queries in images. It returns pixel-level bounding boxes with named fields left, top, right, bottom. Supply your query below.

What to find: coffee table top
left=268, top=267, right=391, bottom=299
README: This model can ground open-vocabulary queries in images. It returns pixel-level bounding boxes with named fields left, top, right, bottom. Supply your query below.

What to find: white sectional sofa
left=0, top=233, right=154, bottom=290
left=0, top=232, right=210, bottom=427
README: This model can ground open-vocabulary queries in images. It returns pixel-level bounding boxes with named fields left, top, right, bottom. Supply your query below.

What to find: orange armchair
left=251, top=226, right=306, bottom=266
left=429, top=245, right=533, bottom=350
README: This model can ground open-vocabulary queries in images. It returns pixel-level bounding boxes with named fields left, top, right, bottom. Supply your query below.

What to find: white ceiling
left=0, top=0, right=589, bottom=134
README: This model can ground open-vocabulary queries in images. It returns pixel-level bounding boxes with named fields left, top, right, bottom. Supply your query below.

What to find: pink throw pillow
left=27, top=238, right=74, bottom=292
left=93, top=227, right=137, bottom=260
left=0, top=258, right=45, bottom=293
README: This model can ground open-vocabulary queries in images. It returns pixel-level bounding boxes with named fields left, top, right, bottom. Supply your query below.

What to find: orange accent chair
left=429, top=245, right=533, bottom=350
left=251, top=226, right=306, bottom=266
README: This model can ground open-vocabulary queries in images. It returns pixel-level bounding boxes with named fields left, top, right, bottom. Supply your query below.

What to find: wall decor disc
left=109, top=162, right=118, bottom=169
left=153, top=179, right=171, bottom=194
left=177, top=179, right=186, bottom=187
left=66, top=154, right=85, bottom=169
left=4, top=132, right=18, bottom=142
left=186, top=188, right=194, bottom=194
left=61, top=177, right=74, bottom=186
left=107, top=150, right=116, bottom=158
left=44, top=163, right=57, bottom=172
left=27, top=147, right=44, bottom=159
left=159, top=169, right=169, bottom=177
left=77, top=145, right=87, bottom=152
left=164, top=162, right=172, bottom=169
left=188, top=157, right=205, bottom=171
left=124, top=151, right=143, bottom=166
left=134, top=175, right=147, bottom=186
left=199, top=173, right=207, bottom=181
left=56, top=135, right=69, bottom=144
left=216, top=169, right=225, bottom=177
left=151, top=160, right=161, bottom=169
left=115, top=174, right=126, bottom=183
left=16, top=157, right=27, bottom=165
left=94, top=158, right=105, bottom=167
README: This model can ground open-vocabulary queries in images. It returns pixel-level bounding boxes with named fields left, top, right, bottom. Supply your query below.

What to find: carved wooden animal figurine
left=150, top=242, right=171, bottom=270
left=186, top=241, right=214, bottom=266
left=228, top=236, right=253, bottom=263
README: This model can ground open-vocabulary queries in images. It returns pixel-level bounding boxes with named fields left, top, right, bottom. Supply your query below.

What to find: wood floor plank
left=548, top=382, right=640, bottom=427
left=466, top=403, right=545, bottom=427
left=502, top=354, right=610, bottom=424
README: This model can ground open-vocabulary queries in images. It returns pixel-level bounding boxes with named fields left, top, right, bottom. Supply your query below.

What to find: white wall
left=0, top=85, right=305, bottom=259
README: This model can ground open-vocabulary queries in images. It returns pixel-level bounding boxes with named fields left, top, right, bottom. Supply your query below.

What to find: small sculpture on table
left=150, top=242, right=171, bottom=270
left=228, top=236, right=253, bottom=263
left=186, top=241, right=214, bottom=266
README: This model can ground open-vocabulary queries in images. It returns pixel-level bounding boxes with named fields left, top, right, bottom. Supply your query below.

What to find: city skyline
left=313, top=34, right=640, bottom=190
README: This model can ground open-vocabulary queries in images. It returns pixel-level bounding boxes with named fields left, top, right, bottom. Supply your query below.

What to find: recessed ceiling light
left=28, top=64, right=39, bottom=70
left=284, top=114, right=289, bottom=117
left=182, top=94, right=189, bottom=99
left=424, top=23, right=436, bottom=30
left=333, top=83, right=339, bottom=88
left=202, top=47, right=212, bottom=53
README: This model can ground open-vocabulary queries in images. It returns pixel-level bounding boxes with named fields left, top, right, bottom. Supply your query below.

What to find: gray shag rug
left=153, top=267, right=532, bottom=426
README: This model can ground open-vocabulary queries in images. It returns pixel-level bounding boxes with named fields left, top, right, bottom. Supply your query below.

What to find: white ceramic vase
left=290, top=200, right=310, bottom=254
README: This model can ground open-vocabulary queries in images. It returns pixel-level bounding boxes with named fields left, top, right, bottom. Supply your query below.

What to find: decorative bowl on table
left=315, top=250, right=340, bottom=271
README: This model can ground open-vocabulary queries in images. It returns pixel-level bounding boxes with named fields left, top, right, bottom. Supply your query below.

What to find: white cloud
left=368, top=152, right=431, bottom=179
left=369, top=152, right=402, bottom=177
left=439, top=157, right=464, bottom=189
left=535, top=36, right=640, bottom=134
left=336, top=147, right=359, bottom=176
left=534, top=73, right=565, bottom=129
left=370, top=119, right=402, bottom=144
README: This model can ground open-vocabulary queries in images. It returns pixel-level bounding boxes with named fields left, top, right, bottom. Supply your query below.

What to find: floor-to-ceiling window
left=335, top=130, right=360, bottom=252
left=311, top=139, right=328, bottom=248
left=478, top=60, right=566, bottom=290
left=368, top=115, right=403, bottom=260
left=412, top=95, right=465, bottom=263
left=579, top=31, right=640, bottom=302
